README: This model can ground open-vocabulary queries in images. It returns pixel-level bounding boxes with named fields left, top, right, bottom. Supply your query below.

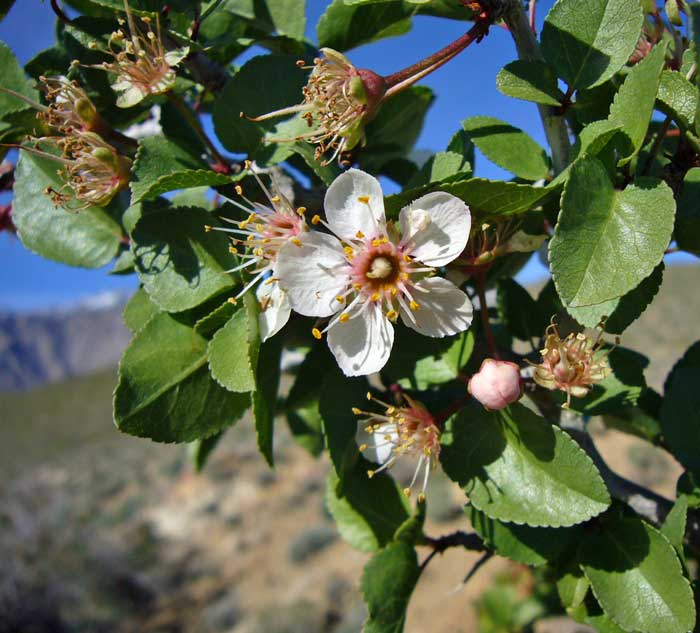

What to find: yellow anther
left=311, top=214, right=321, bottom=225
left=353, top=283, right=363, bottom=290
left=355, top=230, right=365, bottom=239
left=386, top=310, right=398, bottom=321
left=292, top=238, right=302, bottom=247
left=339, top=313, right=350, bottom=323
left=248, top=213, right=258, bottom=222
left=372, top=239, right=381, bottom=247
left=312, top=327, right=322, bottom=340
left=297, top=206, right=307, bottom=215
left=403, top=254, right=411, bottom=262
left=246, top=235, right=255, bottom=242
left=370, top=293, right=380, bottom=302
left=204, top=225, right=212, bottom=232
left=253, top=248, right=264, bottom=257
left=263, top=238, right=271, bottom=244
left=335, top=295, right=346, bottom=304
left=359, top=444, right=368, bottom=452
left=229, top=246, right=238, bottom=254
left=403, top=488, right=412, bottom=497
left=244, top=159, right=252, bottom=169
left=418, top=493, right=426, bottom=503
left=400, top=272, right=409, bottom=280
left=366, top=391, right=373, bottom=401
left=391, top=288, right=398, bottom=296
left=358, top=196, right=370, bottom=204
left=386, top=406, right=396, bottom=414
left=352, top=407, right=363, bottom=415
left=344, top=246, right=354, bottom=255
left=367, top=470, right=375, bottom=479
left=227, top=297, right=238, bottom=305
left=271, top=195, right=280, bottom=203
left=235, top=185, right=243, bottom=195
left=410, top=301, right=420, bottom=311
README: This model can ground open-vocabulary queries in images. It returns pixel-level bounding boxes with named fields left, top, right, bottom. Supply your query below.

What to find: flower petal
left=256, top=280, right=290, bottom=342
left=324, top=169, right=386, bottom=241
left=399, top=191, right=470, bottom=266
left=276, top=231, right=349, bottom=317
left=328, top=301, right=394, bottom=376
left=356, top=421, right=397, bottom=465
left=400, top=276, right=473, bottom=337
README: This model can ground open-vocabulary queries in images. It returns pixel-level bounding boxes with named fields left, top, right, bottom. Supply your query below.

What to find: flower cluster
left=531, top=320, right=614, bottom=407
left=87, top=1, right=188, bottom=108
left=354, top=391, right=442, bottom=500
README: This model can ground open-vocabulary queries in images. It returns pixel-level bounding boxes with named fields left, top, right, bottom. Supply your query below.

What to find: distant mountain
left=0, top=291, right=131, bottom=392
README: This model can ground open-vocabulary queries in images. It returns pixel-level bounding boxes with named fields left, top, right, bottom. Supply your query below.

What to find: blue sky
left=0, top=1, right=693, bottom=310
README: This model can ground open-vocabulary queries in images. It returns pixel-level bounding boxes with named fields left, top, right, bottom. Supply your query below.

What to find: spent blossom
left=276, top=169, right=473, bottom=376
left=205, top=164, right=308, bottom=341
left=355, top=391, right=441, bottom=501
left=38, top=76, right=105, bottom=134
left=532, top=319, right=614, bottom=407
left=468, top=358, right=523, bottom=411
left=87, top=1, right=188, bottom=108
left=246, top=49, right=386, bottom=165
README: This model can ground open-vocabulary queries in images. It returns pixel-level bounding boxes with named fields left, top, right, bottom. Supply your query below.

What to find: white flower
left=206, top=165, right=307, bottom=341
left=276, top=169, right=473, bottom=376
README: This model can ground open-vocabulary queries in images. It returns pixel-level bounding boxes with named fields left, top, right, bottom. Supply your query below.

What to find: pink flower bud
left=468, top=359, right=523, bottom=411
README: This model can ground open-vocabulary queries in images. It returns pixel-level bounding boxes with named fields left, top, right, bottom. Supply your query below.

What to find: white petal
left=399, top=191, right=471, bottom=266
left=276, top=231, right=349, bottom=317
left=356, top=422, right=397, bottom=465
left=328, top=301, right=394, bottom=376
left=400, top=276, right=473, bottom=338
left=324, top=169, right=386, bottom=241
left=256, top=280, right=290, bottom=341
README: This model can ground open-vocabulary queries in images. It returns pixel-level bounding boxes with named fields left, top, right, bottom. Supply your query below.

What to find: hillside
left=0, top=265, right=697, bottom=633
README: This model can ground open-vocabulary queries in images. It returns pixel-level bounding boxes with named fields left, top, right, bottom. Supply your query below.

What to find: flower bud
left=468, top=358, right=523, bottom=411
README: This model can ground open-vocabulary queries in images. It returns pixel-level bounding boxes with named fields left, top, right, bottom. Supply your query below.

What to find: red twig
left=474, top=271, right=500, bottom=359
left=49, top=0, right=71, bottom=23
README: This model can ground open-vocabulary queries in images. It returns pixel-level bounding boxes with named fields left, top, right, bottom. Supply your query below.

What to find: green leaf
left=12, top=152, right=122, bottom=268
left=0, top=40, right=38, bottom=119
left=208, top=295, right=259, bottom=393
left=361, top=541, right=420, bottom=633
left=131, top=205, right=235, bottom=312
left=382, top=328, right=474, bottom=390
left=123, top=287, right=159, bottom=333
left=677, top=470, right=700, bottom=510
left=319, top=366, right=369, bottom=479
left=660, top=341, right=700, bottom=470
left=541, top=0, right=643, bottom=89
left=580, top=518, right=695, bottom=633
left=326, top=456, right=411, bottom=553
left=469, top=506, right=579, bottom=566
left=114, top=312, right=250, bottom=442
left=384, top=177, right=557, bottom=220
left=497, top=278, right=542, bottom=341
left=440, top=403, right=610, bottom=527
left=566, top=263, right=664, bottom=333
left=251, top=335, right=282, bottom=466
left=393, top=500, right=426, bottom=546
left=658, top=70, right=698, bottom=130
left=288, top=141, right=342, bottom=185
left=496, top=60, right=563, bottom=106
left=607, top=42, right=667, bottom=165
left=550, top=156, right=675, bottom=308
left=661, top=496, right=688, bottom=565
left=676, top=167, right=700, bottom=254
left=189, top=431, right=224, bottom=472
left=568, top=347, right=647, bottom=416
left=266, top=0, right=306, bottom=39
left=317, top=0, right=413, bottom=51
left=194, top=299, right=238, bottom=338
left=212, top=54, right=308, bottom=159
left=557, top=564, right=590, bottom=609
left=130, top=136, right=232, bottom=204
left=406, top=150, right=470, bottom=188
left=286, top=404, right=324, bottom=456
left=462, top=116, right=550, bottom=181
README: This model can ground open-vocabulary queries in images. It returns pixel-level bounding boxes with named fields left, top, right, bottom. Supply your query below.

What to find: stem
left=528, top=0, right=537, bottom=33
left=436, top=396, right=472, bottom=424
left=424, top=530, right=487, bottom=554
left=384, top=17, right=491, bottom=90
left=167, top=94, right=230, bottom=171
left=461, top=551, right=493, bottom=585
left=502, top=3, right=571, bottom=174
left=50, top=0, right=71, bottom=23
left=475, top=271, right=499, bottom=359
left=641, top=115, right=672, bottom=176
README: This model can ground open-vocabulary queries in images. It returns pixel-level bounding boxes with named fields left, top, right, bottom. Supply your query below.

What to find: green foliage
left=496, top=60, right=563, bottom=106
left=440, top=404, right=610, bottom=527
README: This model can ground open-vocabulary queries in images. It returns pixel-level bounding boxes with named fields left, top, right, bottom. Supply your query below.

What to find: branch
left=424, top=530, right=487, bottom=554
left=502, top=2, right=571, bottom=174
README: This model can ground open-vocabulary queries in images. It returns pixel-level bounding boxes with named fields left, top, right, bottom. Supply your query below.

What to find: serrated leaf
left=384, top=177, right=557, bottom=220
left=541, top=0, right=643, bottom=89
left=496, top=60, right=563, bottom=106
left=550, top=156, right=675, bottom=308
left=131, top=205, right=235, bottom=312
left=212, top=54, right=308, bottom=159
left=566, top=263, right=664, bottom=333
left=317, top=0, right=413, bottom=51
left=661, top=495, right=688, bottom=566
left=608, top=42, right=667, bottom=165
left=469, top=506, right=579, bottom=566
left=266, top=0, right=306, bottom=39
left=208, top=295, right=259, bottom=393
left=440, top=403, right=610, bottom=528
left=462, top=116, right=550, bottom=181
left=660, top=341, right=700, bottom=470
left=405, top=151, right=470, bottom=188
left=0, top=40, right=38, bottom=119
left=676, top=167, right=700, bottom=254
left=326, top=456, right=411, bottom=552
left=361, top=541, right=420, bottom=633
left=12, top=152, right=122, bottom=268
left=580, top=518, right=695, bottom=633
left=123, top=286, right=159, bottom=333
left=194, top=299, right=238, bottom=338
left=658, top=70, right=698, bottom=130
left=114, top=312, right=250, bottom=442
left=252, top=334, right=282, bottom=466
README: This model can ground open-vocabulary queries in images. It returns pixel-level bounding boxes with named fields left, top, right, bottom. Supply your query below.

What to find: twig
left=528, top=0, right=537, bottom=33
left=641, top=115, right=672, bottom=176
left=461, top=550, right=493, bottom=585
left=502, top=2, right=571, bottom=174
left=50, top=0, right=71, bottom=23
left=424, top=530, right=487, bottom=554
left=474, top=271, right=500, bottom=359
